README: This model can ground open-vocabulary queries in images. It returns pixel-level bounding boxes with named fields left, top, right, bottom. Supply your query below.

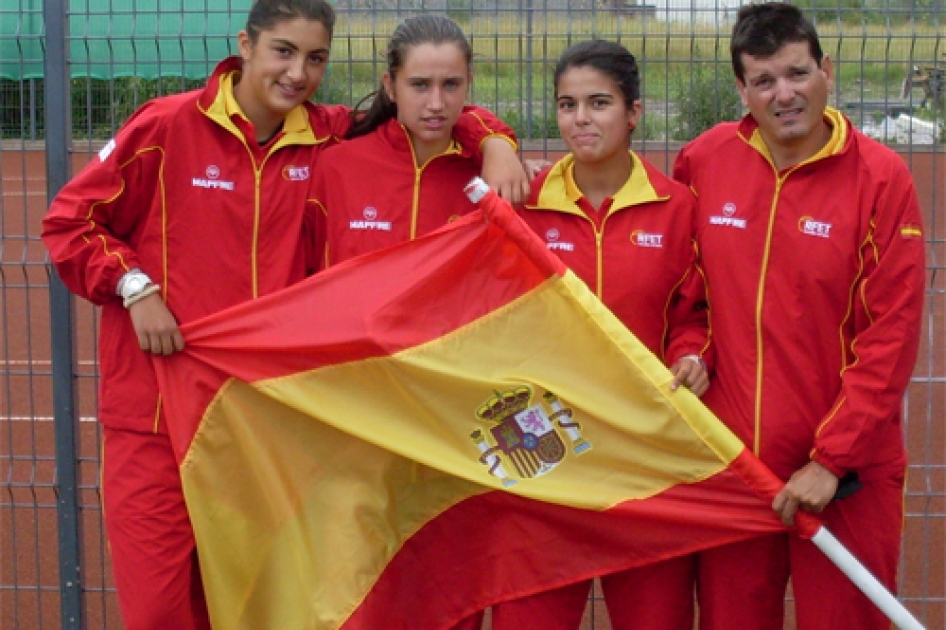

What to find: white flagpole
left=810, top=526, right=926, bottom=630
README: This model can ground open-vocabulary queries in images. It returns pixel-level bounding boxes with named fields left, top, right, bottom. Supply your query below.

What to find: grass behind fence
left=2, top=12, right=943, bottom=142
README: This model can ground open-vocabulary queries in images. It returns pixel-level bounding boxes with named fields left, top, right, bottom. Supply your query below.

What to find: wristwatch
left=117, top=268, right=153, bottom=301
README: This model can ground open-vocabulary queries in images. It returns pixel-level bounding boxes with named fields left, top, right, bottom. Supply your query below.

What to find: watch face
left=125, top=275, right=148, bottom=295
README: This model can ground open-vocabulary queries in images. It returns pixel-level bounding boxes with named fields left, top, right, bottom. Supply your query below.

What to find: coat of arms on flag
left=471, top=387, right=591, bottom=486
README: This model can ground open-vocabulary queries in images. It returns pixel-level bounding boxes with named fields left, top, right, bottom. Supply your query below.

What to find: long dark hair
left=244, top=0, right=336, bottom=44
left=346, top=14, right=472, bottom=140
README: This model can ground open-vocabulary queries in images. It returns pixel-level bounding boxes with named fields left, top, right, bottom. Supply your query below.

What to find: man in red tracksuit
left=673, top=4, right=925, bottom=629
left=41, top=4, right=522, bottom=628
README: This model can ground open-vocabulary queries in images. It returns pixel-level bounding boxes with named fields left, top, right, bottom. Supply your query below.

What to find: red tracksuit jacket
left=674, top=108, right=925, bottom=481
left=313, top=117, right=484, bottom=266
left=519, top=151, right=710, bottom=365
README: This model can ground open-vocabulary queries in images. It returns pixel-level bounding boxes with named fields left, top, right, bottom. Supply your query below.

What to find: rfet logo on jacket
left=520, top=151, right=707, bottom=363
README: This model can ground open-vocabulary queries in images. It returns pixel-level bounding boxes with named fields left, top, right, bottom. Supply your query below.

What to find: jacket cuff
left=810, top=450, right=846, bottom=479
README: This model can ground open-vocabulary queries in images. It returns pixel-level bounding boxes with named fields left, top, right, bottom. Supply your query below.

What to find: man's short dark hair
left=730, top=2, right=823, bottom=82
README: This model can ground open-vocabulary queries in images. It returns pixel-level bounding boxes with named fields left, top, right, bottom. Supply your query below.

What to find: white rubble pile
left=859, top=114, right=941, bottom=145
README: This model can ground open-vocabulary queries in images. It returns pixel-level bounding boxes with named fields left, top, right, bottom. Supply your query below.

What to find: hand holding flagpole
left=782, top=465, right=924, bottom=629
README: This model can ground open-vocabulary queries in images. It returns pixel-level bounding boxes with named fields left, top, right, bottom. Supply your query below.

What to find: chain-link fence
left=2, top=0, right=943, bottom=628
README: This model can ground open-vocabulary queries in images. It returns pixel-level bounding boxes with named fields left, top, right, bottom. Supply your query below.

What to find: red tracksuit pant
left=102, top=427, right=211, bottom=630
left=697, top=472, right=903, bottom=630
left=491, top=556, right=696, bottom=630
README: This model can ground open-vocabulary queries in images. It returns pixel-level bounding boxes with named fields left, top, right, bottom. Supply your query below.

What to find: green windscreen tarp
left=1, top=0, right=244, bottom=81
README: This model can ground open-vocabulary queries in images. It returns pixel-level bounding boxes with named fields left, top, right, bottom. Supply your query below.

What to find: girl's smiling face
left=235, top=17, right=331, bottom=135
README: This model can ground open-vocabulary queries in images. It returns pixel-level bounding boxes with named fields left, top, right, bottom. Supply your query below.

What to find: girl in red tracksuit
left=309, top=15, right=528, bottom=630
left=491, top=40, right=711, bottom=630
left=41, top=2, right=523, bottom=628
left=311, top=15, right=528, bottom=270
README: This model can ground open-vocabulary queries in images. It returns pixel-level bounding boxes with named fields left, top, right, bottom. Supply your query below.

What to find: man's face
left=736, top=41, right=834, bottom=157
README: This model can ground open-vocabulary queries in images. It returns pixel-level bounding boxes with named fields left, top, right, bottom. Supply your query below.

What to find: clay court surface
left=1, top=144, right=944, bottom=629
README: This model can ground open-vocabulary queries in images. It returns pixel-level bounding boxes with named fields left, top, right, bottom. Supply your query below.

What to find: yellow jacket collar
left=529, top=151, right=665, bottom=216
left=204, top=69, right=317, bottom=147
left=744, top=106, right=848, bottom=168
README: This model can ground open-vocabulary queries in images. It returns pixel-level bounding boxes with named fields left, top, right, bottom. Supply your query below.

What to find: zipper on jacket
left=251, top=165, right=263, bottom=298
left=594, top=227, right=606, bottom=300
left=247, top=136, right=298, bottom=298
left=753, top=168, right=798, bottom=455
left=245, top=146, right=275, bottom=299
left=555, top=201, right=610, bottom=301
left=593, top=203, right=619, bottom=301
left=411, top=167, right=424, bottom=240
left=410, top=149, right=462, bottom=240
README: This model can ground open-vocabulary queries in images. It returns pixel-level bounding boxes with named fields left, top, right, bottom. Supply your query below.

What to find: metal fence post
left=49, top=273, right=84, bottom=630
left=44, top=0, right=85, bottom=628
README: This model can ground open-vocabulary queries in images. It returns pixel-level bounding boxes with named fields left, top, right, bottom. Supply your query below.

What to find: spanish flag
left=154, top=199, right=791, bottom=630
